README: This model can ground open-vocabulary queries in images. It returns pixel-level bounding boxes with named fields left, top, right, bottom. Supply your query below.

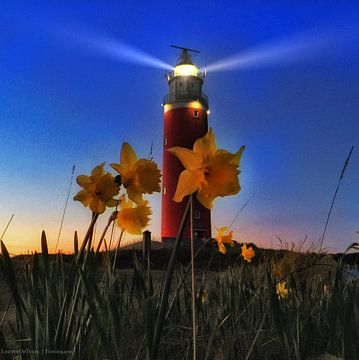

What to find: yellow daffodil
left=197, top=289, right=209, bottom=304
left=323, top=284, right=330, bottom=296
left=111, top=143, right=161, bottom=205
left=214, top=227, right=234, bottom=254
left=74, top=163, right=119, bottom=214
left=276, top=281, right=289, bottom=299
left=117, top=197, right=152, bottom=235
left=168, top=128, right=245, bottom=209
left=241, top=244, right=255, bottom=262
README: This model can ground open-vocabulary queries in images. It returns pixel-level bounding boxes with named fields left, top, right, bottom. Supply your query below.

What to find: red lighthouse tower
left=161, top=46, right=211, bottom=244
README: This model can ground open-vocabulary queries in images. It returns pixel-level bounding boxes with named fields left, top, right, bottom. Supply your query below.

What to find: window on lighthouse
left=193, top=110, right=199, bottom=118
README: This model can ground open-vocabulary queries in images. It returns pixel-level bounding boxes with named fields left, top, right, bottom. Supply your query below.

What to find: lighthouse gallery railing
left=163, top=91, right=208, bottom=106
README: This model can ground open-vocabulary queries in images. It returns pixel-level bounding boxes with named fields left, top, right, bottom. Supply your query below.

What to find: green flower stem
left=190, top=194, right=197, bottom=360
left=112, top=229, right=125, bottom=273
left=165, top=238, right=210, bottom=320
left=95, top=211, right=118, bottom=256
left=77, top=212, right=99, bottom=262
left=149, top=196, right=191, bottom=360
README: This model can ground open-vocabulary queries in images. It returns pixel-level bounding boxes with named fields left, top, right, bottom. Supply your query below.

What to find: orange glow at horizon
left=1, top=219, right=147, bottom=255
left=1, top=213, right=347, bottom=256
left=0, top=187, right=354, bottom=255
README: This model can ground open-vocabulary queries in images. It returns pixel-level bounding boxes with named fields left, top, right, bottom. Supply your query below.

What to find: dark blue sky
left=1, top=1, right=358, bottom=253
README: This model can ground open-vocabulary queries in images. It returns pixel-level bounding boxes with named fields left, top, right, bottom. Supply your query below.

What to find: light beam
left=64, top=28, right=173, bottom=71
left=204, top=26, right=358, bottom=73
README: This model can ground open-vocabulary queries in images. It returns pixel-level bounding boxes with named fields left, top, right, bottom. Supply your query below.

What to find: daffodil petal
left=121, top=198, right=134, bottom=209
left=217, top=227, right=229, bottom=236
left=276, top=281, right=289, bottom=298
left=218, top=241, right=227, bottom=254
left=121, top=143, right=138, bottom=168
left=193, top=128, right=217, bottom=156
left=231, top=145, right=245, bottom=165
left=173, top=169, right=202, bottom=202
left=90, top=198, right=106, bottom=214
left=167, top=147, right=203, bottom=171
left=77, top=175, right=92, bottom=187
left=91, top=163, right=105, bottom=177
left=127, top=186, right=144, bottom=205
left=74, top=190, right=92, bottom=207
left=110, top=163, right=125, bottom=175
left=196, top=191, right=214, bottom=209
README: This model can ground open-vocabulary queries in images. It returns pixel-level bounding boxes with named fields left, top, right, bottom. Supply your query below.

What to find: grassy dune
left=0, top=235, right=358, bottom=360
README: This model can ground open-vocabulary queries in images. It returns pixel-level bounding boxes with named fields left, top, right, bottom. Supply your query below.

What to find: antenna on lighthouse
left=170, top=45, right=200, bottom=54
left=170, top=45, right=200, bottom=66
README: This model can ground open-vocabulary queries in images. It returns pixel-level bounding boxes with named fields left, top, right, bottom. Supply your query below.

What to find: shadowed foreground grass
left=0, top=235, right=358, bottom=360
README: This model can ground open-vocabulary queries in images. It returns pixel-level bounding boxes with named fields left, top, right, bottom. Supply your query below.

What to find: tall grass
left=0, top=234, right=358, bottom=359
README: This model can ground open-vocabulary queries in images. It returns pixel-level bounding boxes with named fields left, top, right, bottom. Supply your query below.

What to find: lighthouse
left=161, top=46, right=211, bottom=244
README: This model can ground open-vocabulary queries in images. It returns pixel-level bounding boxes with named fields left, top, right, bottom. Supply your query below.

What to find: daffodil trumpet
left=116, top=197, right=152, bottom=235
